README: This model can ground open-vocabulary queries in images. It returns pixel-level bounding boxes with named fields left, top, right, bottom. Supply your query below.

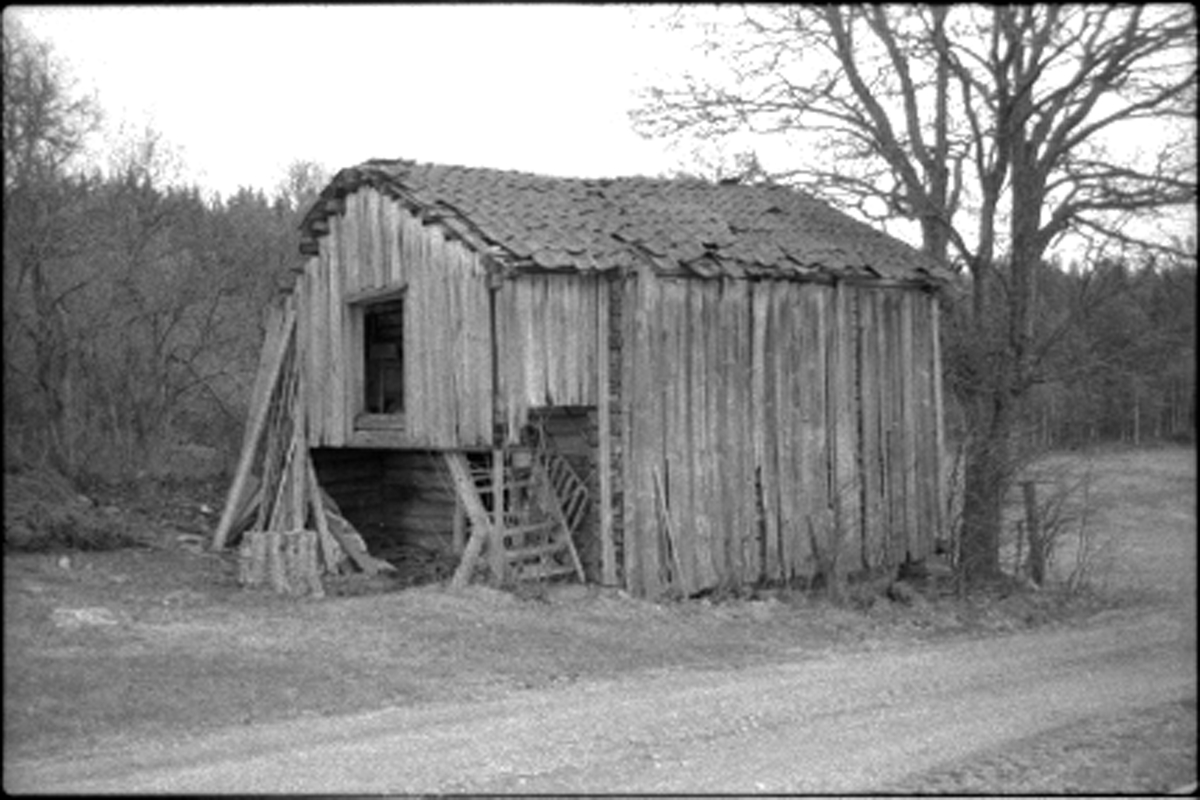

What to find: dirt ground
left=3, top=446, right=1196, bottom=793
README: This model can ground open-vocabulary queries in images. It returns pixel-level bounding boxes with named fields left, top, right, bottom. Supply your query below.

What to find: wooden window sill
left=355, top=413, right=406, bottom=431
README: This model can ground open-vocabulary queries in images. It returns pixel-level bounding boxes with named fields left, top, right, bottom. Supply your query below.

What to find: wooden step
left=500, top=520, right=559, bottom=539
left=505, top=541, right=571, bottom=562
left=510, top=561, right=578, bottom=581
left=472, top=478, right=538, bottom=493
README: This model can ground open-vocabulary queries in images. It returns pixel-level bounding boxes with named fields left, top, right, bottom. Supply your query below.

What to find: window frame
left=347, top=285, right=407, bottom=432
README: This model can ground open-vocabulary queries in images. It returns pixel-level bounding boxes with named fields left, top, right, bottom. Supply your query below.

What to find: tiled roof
left=299, top=158, right=951, bottom=284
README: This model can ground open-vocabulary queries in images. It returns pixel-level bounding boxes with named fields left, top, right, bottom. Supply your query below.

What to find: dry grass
left=1014, top=447, right=1196, bottom=604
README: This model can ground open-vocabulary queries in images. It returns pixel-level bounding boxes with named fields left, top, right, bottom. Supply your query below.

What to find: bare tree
left=275, top=159, right=329, bottom=216
left=633, top=5, right=1197, bottom=584
left=3, top=16, right=102, bottom=473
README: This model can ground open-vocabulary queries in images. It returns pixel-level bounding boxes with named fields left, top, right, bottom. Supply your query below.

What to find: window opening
left=364, top=299, right=404, bottom=414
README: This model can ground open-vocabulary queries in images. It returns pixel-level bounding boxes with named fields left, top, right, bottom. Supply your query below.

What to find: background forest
left=3, top=19, right=1195, bottom=490
left=938, top=249, right=1196, bottom=455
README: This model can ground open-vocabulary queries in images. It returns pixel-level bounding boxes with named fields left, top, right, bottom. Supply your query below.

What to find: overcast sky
left=10, top=5, right=689, bottom=198
left=9, top=5, right=1194, bottom=257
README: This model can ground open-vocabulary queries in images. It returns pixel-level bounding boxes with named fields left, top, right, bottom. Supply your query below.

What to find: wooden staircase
left=445, top=450, right=587, bottom=588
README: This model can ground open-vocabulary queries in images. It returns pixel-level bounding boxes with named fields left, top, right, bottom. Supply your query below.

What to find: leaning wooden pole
left=446, top=453, right=498, bottom=589
left=213, top=296, right=296, bottom=551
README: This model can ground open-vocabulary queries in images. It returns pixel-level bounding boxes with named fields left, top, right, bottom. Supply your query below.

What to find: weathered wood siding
left=620, top=273, right=943, bottom=597
left=495, top=274, right=601, bottom=439
left=298, top=186, right=493, bottom=449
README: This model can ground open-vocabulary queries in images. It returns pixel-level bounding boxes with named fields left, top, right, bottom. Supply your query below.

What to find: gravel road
left=8, top=604, right=1194, bottom=794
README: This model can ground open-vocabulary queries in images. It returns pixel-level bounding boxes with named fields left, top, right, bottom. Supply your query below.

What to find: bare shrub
left=1013, top=454, right=1117, bottom=595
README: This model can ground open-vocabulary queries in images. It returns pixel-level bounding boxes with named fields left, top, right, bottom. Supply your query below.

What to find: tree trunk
left=959, top=421, right=1008, bottom=583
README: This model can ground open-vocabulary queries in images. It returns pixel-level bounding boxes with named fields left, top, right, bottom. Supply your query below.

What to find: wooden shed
left=213, top=158, right=953, bottom=599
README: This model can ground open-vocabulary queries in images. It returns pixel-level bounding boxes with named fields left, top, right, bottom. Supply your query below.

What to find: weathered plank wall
left=619, top=273, right=943, bottom=597
left=495, top=274, right=601, bottom=439
left=299, top=187, right=493, bottom=449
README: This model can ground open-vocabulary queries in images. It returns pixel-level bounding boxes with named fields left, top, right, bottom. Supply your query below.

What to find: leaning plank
left=488, top=450, right=507, bottom=582
left=306, top=457, right=348, bottom=573
left=213, top=299, right=296, bottom=550
left=265, top=435, right=298, bottom=532
left=446, top=453, right=499, bottom=589
left=305, top=456, right=388, bottom=576
left=533, top=458, right=586, bottom=582
left=653, top=466, right=684, bottom=588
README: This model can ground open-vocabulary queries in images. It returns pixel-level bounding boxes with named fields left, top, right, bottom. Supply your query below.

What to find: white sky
left=10, top=4, right=690, bottom=198
left=8, top=4, right=1194, bottom=257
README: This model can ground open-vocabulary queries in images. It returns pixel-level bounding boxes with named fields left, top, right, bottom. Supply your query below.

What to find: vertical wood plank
left=825, top=283, right=841, bottom=578
left=700, top=281, right=720, bottom=587
left=403, top=213, right=422, bottom=444
left=344, top=191, right=361, bottom=296
left=368, top=188, right=383, bottom=289
left=680, top=281, right=701, bottom=593
left=505, top=282, right=526, bottom=439
left=476, top=256, right=495, bottom=444
left=315, top=236, right=330, bottom=446
left=687, top=281, right=714, bottom=589
left=401, top=212, right=421, bottom=444
left=564, top=277, right=578, bottom=402
left=490, top=449, right=506, bottom=581
left=641, top=270, right=664, bottom=596
left=300, top=261, right=318, bottom=446
left=885, top=291, right=905, bottom=564
left=422, top=229, right=440, bottom=446
left=677, top=280, right=699, bottom=593
left=358, top=190, right=373, bottom=290
left=658, top=280, right=681, bottom=591
left=735, top=279, right=758, bottom=584
left=619, top=275, right=638, bottom=592
left=523, top=280, right=542, bottom=411
left=342, top=206, right=359, bottom=445
left=911, top=295, right=929, bottom=558
left=752, top=281, right=778, bottom=581
left=428, top=222, right=445, bottom=446
left=914, top=295, right=936, bottom=557
left=900, top=290, right=918, bottom=558
left=834, top=283, right=861, bottom=575
left=418, top=216, right=434, bottom=447
left=858, top=291, right=883, bottom=570
left=710, top=281, right=729, bottom=587
left=802, top=286, right=824, bottom=576
left=495, top=281, right=512, bottom=437
left=596, top=277, right=616, bottom=586
left=931, top=293, right=946, bottom=545
left=434, top=230, right=454, bottom=445
left=327, top=216, right=345, bottom=446
left=583, top=280, right=598, bottom=403
left=447, top=245, right=466, bottom=443
left=379, top=191, right=393, bottom=285
left=470, top=251, right=488, bottom=444
left=389, top=199, right=403, bottom=286
left=772, top=284, right=796, bottom=579
left=628, top=267, right=659, bottom=595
